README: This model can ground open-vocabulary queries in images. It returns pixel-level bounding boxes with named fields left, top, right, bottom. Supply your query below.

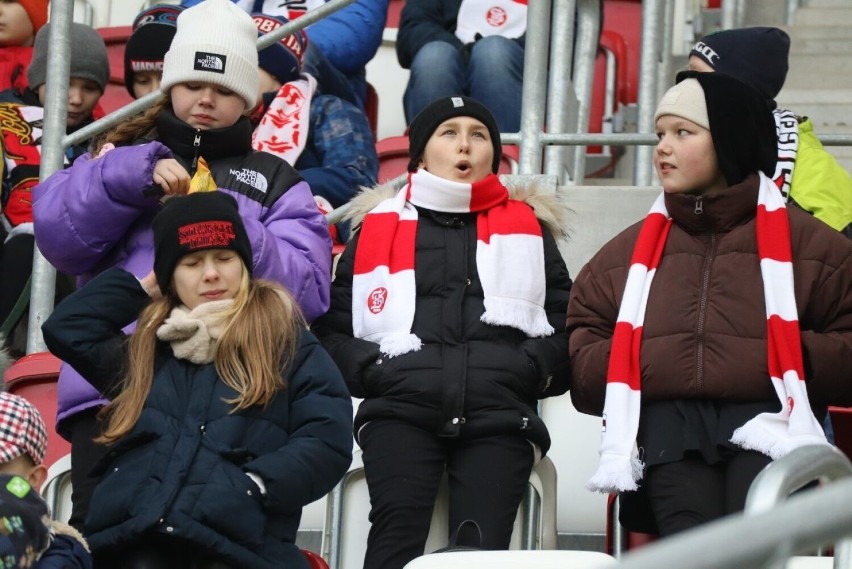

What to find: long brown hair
left=90, top=96, right=170, bottom=156
left=97, top=269, right=305, bottom=443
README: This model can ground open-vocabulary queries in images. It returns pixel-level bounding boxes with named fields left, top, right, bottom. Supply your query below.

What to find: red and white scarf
left=352, top=169, right=553, bottom=357
left=455, top=0, right=528, bottom=44
left=251, top=73, right=316, bottom=166
left=587, top=173, right=828, bottom=494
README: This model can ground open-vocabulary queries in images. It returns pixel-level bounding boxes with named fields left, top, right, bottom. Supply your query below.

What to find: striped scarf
left=587, top=173, right=828, bottom=494
left=352, top=169, right=553, bottom=357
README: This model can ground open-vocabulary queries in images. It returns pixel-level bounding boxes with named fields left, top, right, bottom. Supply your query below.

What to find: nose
left=67, top=86, right=82, bottom=106
left=150, top=76, right=162, bottom=92
left=198, top=86, right=215, bottom=106
left=655, top=134, right=671, bottom=155
left=202, top=259, right=220, bottom=281
left=458, top=134, right=471, bottom=153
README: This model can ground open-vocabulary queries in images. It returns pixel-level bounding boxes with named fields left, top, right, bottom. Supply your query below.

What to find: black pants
left=66, top=408, right=109, bottom=532
left=94, top=533, right=236, bottom=569
left=644, top=450, right=772, bottom=537
left=359, top=419, right=534, bottom=569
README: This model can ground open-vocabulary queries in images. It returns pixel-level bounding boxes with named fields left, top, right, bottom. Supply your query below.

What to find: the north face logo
left=229, top=168, right=268, bottom=193
left=194, top=52, right=226, bottom=73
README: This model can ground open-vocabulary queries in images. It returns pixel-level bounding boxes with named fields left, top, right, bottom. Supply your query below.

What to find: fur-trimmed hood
left=343, top=176, right=571, bottom=240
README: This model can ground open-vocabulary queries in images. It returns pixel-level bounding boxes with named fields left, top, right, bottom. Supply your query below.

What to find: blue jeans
left=403, top=36, right=524, bottom=133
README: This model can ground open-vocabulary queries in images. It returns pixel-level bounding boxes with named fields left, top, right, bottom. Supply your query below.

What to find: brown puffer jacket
left=567, top=173, right=852, bottom=417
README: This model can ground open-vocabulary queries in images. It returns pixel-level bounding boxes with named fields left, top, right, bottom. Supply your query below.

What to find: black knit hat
left=124, top=4, right=185, bottom=97
left=407, top=96, right=502, bottom=174
left=152, top=192, right=253, bottom=293
left=676, top=70, right=777, bottom=187
left=689, top=27, right=790, bottom=106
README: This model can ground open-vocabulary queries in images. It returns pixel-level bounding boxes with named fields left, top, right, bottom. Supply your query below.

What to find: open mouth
left=455, top=161, right=472, bottom=173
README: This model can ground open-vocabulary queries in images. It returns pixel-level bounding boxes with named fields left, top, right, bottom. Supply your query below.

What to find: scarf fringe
left=378, top=333, right=423, bottom=358
left=585, top=452, right=645, bottom=494
left=730, top=414, right=830, bottom=460
left=481, top=297, right=555, bottom=338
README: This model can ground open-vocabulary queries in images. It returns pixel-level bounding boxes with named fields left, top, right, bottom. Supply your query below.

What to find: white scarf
left=455, top=0, right=528, bottom=44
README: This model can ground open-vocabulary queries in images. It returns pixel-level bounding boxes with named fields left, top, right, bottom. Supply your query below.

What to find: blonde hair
left=97, top=269, right=305, bottom=443
left=91, top=95, right=170, bottom=155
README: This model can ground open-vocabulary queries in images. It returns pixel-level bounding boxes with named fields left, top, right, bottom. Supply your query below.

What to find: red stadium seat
left=3, top=352, right=70, bottom=478
left=96, top=26, right=134, bottom=115
left=302, top=549, right=330, bottom=569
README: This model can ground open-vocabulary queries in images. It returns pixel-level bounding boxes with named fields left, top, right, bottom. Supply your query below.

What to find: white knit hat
left=160, top=0, right=259, bottom=110
left=654, top=78, right=709, bottom=130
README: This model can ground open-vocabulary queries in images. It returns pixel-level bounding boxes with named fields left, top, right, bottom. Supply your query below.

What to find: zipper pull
left=694, top=196, right=704, bottom=214
left=191, top=130, right=202, bottom=172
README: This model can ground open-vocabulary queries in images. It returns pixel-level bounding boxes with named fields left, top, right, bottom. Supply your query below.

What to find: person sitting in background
left=0, top=22, right=109, bottom=354
left=251, top=13, right=378, bottom=218
left=123, top=4, right=185, bottom=99
left=0, top=392, right=92, bottom=568
left=0, top=0, right=47, bottom=94
left=688, top=26, right=852, bottom=238
left=181, top=0, right=387, bottom=110
left=397, top=0, right=526, bottom=134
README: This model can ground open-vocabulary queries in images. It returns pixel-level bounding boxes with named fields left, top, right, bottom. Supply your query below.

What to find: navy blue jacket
left=43, top=268, right=353, bottom=569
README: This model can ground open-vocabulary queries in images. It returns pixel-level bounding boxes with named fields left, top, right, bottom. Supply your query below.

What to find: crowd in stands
left=1, top=0, right=851, bottom=568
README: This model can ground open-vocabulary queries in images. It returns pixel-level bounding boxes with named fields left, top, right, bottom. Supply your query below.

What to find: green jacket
left=789, top=117, right=852, bottom=236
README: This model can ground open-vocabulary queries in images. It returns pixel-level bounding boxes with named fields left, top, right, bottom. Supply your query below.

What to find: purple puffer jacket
left=33, top=120, right=332, bottom=435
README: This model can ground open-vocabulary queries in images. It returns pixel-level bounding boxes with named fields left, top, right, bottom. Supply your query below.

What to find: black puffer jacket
left=42, top=268, right=353, bottom=569
left=314, top=179, right=572, bottom=453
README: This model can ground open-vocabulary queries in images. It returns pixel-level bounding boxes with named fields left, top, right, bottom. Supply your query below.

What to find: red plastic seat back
left=302, top=549, right=329, bottom=569
left=96, top=26, right=134, bottom=115
left=3, top=352, right=70, bottom=471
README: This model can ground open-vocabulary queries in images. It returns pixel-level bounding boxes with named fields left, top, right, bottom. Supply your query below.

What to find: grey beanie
left=27, top=23, right=110, bottom=91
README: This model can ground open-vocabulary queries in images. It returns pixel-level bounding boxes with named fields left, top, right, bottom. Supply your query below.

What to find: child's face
left=36, top=77, right=103, bottom=128
left=0, top=1, right=34, bottom=47
left=171, top=249, right=244, bottom=310
left=654, top=115, right=727, bottom=196
left=171, top=82, right=247, bottom=131
left=132, top=70, right=163, bottom=99
left=419, top=117, right=494, bottom=183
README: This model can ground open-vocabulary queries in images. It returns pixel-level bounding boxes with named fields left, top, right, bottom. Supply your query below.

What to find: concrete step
left=787, top=36, right=852, bottom=54
left=793, top=7, right=852, bottom=26
left=783, top=25, right=852, bottom=40
left=803, top=0, right=852, bottom=8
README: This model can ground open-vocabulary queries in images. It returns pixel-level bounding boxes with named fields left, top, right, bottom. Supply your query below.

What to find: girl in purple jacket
left=31, top=0, right=332, bottom=532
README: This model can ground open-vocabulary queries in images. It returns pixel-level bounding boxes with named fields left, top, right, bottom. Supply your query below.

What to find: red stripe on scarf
left=756, top=205, right=793, bottom=263
left=353, top=214, right=417, bottom=275
left=767, top=315, right=806, bottom=379
left=606, top=321, right=642, bottom=390
left=630, top=212, right=671, bottom=267
left=477, top=201, right=543, bottom=243
left=469, top=175, right=511, bottom=211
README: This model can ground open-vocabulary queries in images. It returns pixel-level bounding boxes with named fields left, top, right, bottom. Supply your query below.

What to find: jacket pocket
left=192, top=461, right=267, bottom=549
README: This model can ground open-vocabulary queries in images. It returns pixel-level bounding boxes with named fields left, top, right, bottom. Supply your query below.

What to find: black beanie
left=676, top=70, right=777, bottom=187
left=152, top=192, right=253, bottom=293
left=124, top=4, right=185, bottom=97
left=407, top=96, right=502, bottom=174
left=689, top=27, right=790, bottom=105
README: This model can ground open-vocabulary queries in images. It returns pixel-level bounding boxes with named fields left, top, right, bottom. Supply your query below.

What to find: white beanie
left=654, top=78, right=709, bottom=130
left=160, top=0, right=259, bottom=110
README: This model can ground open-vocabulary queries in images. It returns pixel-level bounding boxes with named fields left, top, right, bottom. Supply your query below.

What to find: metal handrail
left=616, top=473, right=852, bottom=569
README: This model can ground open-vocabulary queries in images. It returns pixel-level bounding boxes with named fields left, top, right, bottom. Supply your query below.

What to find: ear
left=30, top=464, right=48, bottom=492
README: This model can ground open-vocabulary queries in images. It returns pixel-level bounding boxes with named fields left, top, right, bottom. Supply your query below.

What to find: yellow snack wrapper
left=188, top=157, right=217, bottom=194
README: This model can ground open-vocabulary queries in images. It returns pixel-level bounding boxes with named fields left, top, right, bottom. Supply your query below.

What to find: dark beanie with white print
left=689, top=27, right=790, bottom=106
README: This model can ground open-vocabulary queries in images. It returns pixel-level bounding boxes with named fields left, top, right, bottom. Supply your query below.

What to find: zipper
left=695, top=232, right=717, bottom=392
left=191, top=130, right=202, bottom=174
left=694, top=196, right=704, bottom=214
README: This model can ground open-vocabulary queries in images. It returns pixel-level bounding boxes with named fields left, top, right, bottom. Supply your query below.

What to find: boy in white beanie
left=31, top=0, right=333, bottom=546
left=568, top=71, right=852, bottom=538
